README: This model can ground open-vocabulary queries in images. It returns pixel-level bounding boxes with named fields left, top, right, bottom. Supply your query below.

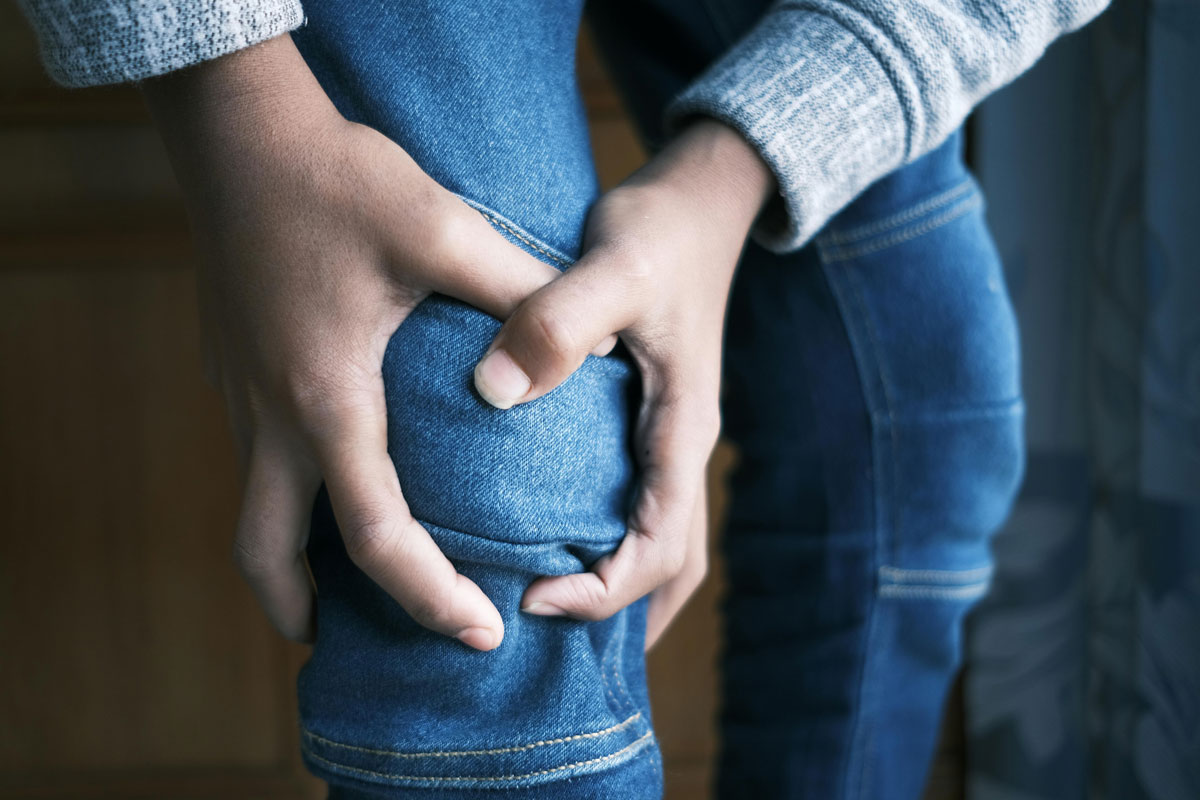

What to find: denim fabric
left=289, top=0, right=1024, bottom=797
left=291, top=1, right=662, bottom=797
left=589, top=1, right=1025, bottom=797
left=716, top=137, right=1025, bottom=799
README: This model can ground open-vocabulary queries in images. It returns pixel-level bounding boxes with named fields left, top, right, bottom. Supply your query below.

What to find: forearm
left=668, top=0, right=1112, bottom=252
left=630, top=118, right=776, bottom=244
left=140, top=33, right=339, bottom=190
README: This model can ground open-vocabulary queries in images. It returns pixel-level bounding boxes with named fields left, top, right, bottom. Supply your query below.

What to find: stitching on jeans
left=819, top=194, right=982, bottom=262
left=599, top=628, right=622, bottom=710
left=839, top=264, right=900, bottom=561
left=879, top=399, right=1025, bottom=425
left=820, top=180, right=974, bottom=245
left=302, top=712, right=642, bottom=759
left=303, top=730, right=655, bottom=783
left=878, top=583, right=991, bottom=600
left=454, top=195, right=573, bottom=268
left=879, top=565, right=993, bottom=584
left=609, top=613, right=635, bottom=715
left=817, top=263, right=894, bottom=800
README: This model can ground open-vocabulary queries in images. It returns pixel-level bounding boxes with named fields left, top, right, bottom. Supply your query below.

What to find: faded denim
left=291, top=0, right=1025, bottom=798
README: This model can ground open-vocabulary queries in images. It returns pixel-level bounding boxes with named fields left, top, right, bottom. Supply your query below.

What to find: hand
left=472, top=119, right=774, bottom=646
left=142, top=35, right=561, bottom=650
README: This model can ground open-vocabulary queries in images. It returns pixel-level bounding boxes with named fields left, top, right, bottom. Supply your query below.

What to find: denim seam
left=816, top=263, right=891, bottom=800
left=820, top=179, right=974, bottom=245
left=301, top=712, right=642, bottom=758
left=879, top=565, right=993, bottom=584
left=599, top=633, right=622, bottom=711
left=600, top=612, right=636, bottom=717
left=847, top=265, right=888, bottom=800
left=302, top=730, right=655, bottom=784
left=817, top=193, right=982, bottom=262
left=610, top=613, right=635, bottom=714
left=878, top=398, right=1025, bottom=424
left=838, top=264, right=900, bottom=564
left=454, top=194, right=574, bottom=268
left=878, top=583, right=990, bottom=601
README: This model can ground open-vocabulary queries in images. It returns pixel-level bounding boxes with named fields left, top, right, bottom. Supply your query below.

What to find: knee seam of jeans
left=879, top=565, right=992, bottom=584
left=301, top=712, right=643, bottom=758
left=302, top=730, right=655, bottom=784
left=455, top=193, right=574, bottom=268
left=878, top=582, right=991, bottom=601
left=878, top=398, right=1024, bottom=424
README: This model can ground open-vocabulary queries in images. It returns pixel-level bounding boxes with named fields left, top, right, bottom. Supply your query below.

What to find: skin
left=476, top=119, right=774, bottom=647
left=141, top=32, right=772, bottom=653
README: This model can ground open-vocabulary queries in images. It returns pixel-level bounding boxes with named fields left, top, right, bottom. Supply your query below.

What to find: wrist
left=140, top=34, right=342, bottom=184
left=641, top=118, right=775, bottom=230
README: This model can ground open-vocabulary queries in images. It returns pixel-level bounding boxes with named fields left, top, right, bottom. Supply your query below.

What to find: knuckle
left=406, top=591, right=454, bottom=630
left=562, top=579, right=614, bottom=621
left=662, top=547, right=688, bottom=580
left=423, top=203, right=471, bottom=265
left=232, top=537, right=277, bottom=581
left=614, top=248, right=656, bottom=294
left=528, top=305, right=582, bottom=365
left=339, top=507, right=397, bottom=567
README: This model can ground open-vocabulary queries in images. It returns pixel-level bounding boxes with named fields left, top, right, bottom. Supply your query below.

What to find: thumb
left=472, top=254, right=643, bottom=409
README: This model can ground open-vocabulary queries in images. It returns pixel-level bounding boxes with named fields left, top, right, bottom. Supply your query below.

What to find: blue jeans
left=292, top=0, right=1025, bottom=797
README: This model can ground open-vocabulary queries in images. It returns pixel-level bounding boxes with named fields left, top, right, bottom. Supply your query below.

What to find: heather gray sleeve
left=16, top=0, right=305, bottom=88
left=666, top=0, right=1110, bottom=252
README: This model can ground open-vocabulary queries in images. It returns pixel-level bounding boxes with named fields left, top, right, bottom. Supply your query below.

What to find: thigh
left=718, top=131, right=1024, bottom=800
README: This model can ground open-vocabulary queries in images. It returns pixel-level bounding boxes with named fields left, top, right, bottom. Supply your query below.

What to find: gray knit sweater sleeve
left=16, top=0, right=304, bottom=87
left=666, top=0, right=1110, bottom=252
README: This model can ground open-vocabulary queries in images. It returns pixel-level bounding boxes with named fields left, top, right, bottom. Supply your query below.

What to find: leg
left=718, top=132, right=1024, bottom=798
left=287, top=1, right=663, bottom=796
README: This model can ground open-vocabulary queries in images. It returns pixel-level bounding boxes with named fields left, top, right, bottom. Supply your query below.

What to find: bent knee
left=886, top=400, right=1025, bottom=571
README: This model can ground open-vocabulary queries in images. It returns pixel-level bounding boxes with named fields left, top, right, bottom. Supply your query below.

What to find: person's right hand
left=141, top=34, right=562, bottom=651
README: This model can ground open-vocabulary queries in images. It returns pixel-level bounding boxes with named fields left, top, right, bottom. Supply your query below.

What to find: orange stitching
left=303, top=731, right=655, bottom=783
left=303, top=712, right=641, bottom=759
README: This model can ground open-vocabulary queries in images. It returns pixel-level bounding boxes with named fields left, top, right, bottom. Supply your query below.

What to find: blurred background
left=1, top=0, right=1196, bottom=798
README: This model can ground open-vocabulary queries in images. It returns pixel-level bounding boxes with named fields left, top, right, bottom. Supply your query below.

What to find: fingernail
left=474, top=349, right=531, bottom=410
left=456, top=626, right=500, bottom=650
left=521, top=601, right=566, bottom=617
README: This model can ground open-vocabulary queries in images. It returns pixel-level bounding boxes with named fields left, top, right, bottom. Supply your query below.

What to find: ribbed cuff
left=665, top=7, right=907, bottom=253
left=20, top=0, right=305, bottom=87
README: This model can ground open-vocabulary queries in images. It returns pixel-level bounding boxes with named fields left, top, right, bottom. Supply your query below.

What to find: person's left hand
left=472, top=119, right=774, bottom=649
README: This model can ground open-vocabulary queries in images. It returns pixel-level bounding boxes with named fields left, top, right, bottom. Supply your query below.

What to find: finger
left=408, top=203, right=620, bottom=359
left=219, top=375, right=254, bottom=479
left=473, top=253, right=645, bottom=409
left=520, top=393, right=717, bottom=619
left=645, top=490, right=709, bottom=651
left=308, top=387, right=505, bottom=651
left=233, top=436, right=320, bottom=643
left=414, top=201, right=563, bottom=321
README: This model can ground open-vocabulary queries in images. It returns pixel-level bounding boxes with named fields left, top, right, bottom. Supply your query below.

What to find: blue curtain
left=964, top=0, right=1200, bottom=798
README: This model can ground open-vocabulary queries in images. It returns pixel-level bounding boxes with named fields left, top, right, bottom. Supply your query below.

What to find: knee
left=888, top=400, right=1025, bottom=567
